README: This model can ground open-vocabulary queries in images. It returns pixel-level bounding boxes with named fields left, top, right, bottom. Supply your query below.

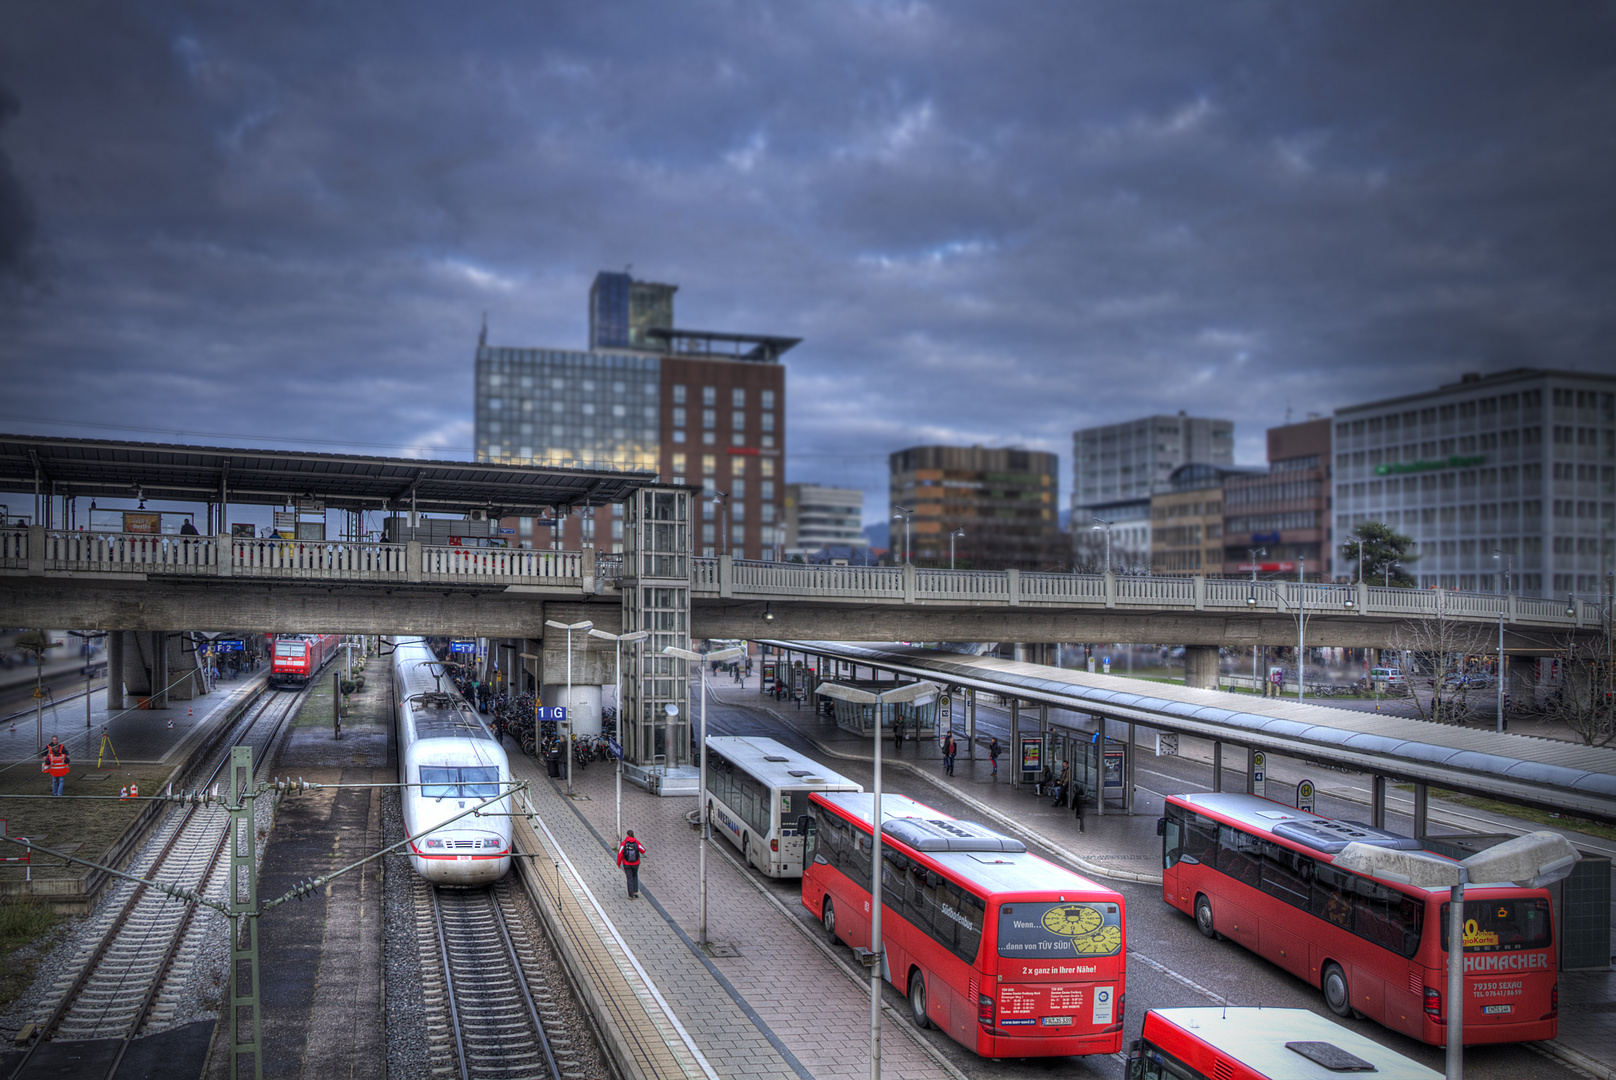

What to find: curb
left=1540, top=1040, right=1614, bottom=1080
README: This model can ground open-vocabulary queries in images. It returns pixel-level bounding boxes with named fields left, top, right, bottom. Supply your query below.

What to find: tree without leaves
left=1341, top=522, right=1418, bottom=587
left=1391, top=604, right=1495, bottom=725
left=1536, top=622, right=1616, bottom=747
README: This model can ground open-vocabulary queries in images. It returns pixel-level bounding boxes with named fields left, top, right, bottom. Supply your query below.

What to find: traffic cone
left=130, top=782, right=139, bottom=798
left=188, top=706, right=193, bottom=718
left=119, top=785, right=128, bottom=800
left=167, top=719, right=174, bottom=729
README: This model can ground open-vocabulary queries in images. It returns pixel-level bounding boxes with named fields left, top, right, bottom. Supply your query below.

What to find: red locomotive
left=269, top=634, right=340, bottom=689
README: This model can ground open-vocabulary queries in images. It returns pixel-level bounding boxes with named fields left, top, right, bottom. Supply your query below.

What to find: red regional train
left=269, top=634, right=341, bottom=689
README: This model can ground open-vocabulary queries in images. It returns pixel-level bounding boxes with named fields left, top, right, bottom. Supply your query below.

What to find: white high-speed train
left=392, top=637, right=512, bottom=885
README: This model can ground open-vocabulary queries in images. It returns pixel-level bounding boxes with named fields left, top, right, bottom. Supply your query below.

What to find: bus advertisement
left=1128, top=1007, right=1442, bottom=1080
left=802, top=791, right=1126, bottom=1058
left=1160, top=793, right=1556, bottom=1046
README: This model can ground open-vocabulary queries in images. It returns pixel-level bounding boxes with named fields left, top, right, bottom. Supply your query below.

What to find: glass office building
left=473, top=346, right=661, bottom=473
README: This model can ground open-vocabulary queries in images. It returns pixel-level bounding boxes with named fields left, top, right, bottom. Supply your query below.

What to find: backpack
left=622, top=840, right=641, bottom=865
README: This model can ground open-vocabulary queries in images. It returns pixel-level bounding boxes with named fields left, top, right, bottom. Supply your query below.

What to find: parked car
left=1368, top=666, right=1406, bottom=686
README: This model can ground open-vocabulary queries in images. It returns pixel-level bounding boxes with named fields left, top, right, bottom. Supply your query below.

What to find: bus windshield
left=999, top=901, right=1123, bottom=959
left=1441, top=897, right=1552, bottom=952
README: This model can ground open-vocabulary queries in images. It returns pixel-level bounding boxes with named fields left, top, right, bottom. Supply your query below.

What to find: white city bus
left=703, top=736, right=862, bottom=877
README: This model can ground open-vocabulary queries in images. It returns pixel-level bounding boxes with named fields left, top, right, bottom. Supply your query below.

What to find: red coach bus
left=270, top=634, right=340, bottom=688
left=1161, top=793, right=1556, bottom=1045
left=802, top=791, right=1126, bottom=1059
left=1128, top=1007, right=1442, bottom=1080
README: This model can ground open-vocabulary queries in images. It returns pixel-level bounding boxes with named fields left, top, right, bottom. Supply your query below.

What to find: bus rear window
left=1441, top=898, right=1552, bottom=953
left=998, top=902, right=1122, bottom=959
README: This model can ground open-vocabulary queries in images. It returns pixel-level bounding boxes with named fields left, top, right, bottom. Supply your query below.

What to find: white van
left=1369, top=666, right=1406, bottom=685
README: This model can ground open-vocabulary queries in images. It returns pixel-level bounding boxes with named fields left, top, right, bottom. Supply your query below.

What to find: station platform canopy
left=0, top=433, right=658, bottom=517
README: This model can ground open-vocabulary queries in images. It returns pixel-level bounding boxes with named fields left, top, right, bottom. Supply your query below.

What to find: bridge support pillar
left=1371, top=774, right=1387, bottom=829
left=153, top=632, right=168, bottom=709
left=1413, top=782, right=1428, bottom=840
left=106, top=630, right=124, bottom=711
left=1183, top=645, right=1220, bottom=690
left=1211, top=740, right=1223, bottom=792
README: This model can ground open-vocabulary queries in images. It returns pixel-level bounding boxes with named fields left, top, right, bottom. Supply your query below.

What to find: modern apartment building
left=1221, top=418, right=1333, bottom=579
left=476, top=273, right=799, bottom=559
left=1332, top=369, right=1615, bottom=597
left=783, top=484, right=867, bottom=559
left=889, top=445, right=1062, bottom=571
left=1150, top=463, right=1256, bottom=575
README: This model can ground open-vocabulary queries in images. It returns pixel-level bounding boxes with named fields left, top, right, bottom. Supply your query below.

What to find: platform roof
left=0, top=434, right=657, bottom=516
left=764, top=640, right=1616, bottom=825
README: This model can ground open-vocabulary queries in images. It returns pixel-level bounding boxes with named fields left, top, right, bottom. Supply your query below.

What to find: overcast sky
left=3, top=2, right=1613, bottom=526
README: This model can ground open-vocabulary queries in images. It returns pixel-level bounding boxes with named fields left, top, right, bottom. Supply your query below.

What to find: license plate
left=1042, top=1015, right=1073, bottom=1026
left=1482, top=1005, right=1512, bottom=1015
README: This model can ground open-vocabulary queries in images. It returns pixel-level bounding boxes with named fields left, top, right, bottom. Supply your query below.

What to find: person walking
left=893, top=718, right=904, bottom=752
left=617, top=830, right=646, bottom=898
left=1052, top=761, right=1070, bottom=808
left=41, top=735, right=70, bottom=797
left=1073, top=781, right=1086, bottom=832
left=989, top=737, right=1000, bottom=776
left=942, top=733, right=956, bottom=776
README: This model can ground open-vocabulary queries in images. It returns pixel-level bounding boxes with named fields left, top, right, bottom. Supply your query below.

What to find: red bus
left=1128, top=1007, right=1442, bottom=1080
left=802, top=791, right=1126, bottom=1059
left=1161, top=793, right=1556, bottom=1045
left=270, top=634, right=340, bottom=688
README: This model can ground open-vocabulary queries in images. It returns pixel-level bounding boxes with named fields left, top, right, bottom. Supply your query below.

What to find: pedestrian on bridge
left=41, top=736, right=70, bottom=797
left=617, top=830, right=645, bottom=899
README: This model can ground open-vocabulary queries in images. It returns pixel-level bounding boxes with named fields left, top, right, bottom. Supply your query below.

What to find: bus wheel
left=908, top=969, right=930, bottom=1029
left=1194, top=895, right=1218, bottom=940
left=822, top=897, right=836, bottom=941
left=1322, top=962, right=1352, bottom=1018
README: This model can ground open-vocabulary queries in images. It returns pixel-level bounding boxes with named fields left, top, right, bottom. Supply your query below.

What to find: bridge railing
left=230, top=538, right=407, bottom=579
left=714, top=558, right=907, bottom=598
left=48, top=530, right=220, bottom=574
left=420, top=545, right=581, bottom=583
left=1, top=527, right=29, bottom=570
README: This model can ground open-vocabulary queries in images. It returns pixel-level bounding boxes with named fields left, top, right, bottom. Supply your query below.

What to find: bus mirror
left=1156, top=818, right=1166, bottom=837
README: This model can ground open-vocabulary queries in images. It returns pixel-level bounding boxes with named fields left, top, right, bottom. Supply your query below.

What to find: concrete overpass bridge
left=1, top=529, right=1593, bottom=654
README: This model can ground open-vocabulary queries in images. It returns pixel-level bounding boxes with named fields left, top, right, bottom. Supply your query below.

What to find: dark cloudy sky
left=3, top=1, right=1614, bottom=524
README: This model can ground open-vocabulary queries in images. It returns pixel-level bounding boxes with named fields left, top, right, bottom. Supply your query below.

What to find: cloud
left=0, top=79, right=36, bottom=278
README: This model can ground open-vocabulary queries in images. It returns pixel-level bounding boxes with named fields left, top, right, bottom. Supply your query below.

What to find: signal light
left=978, top=993, right=994, bottom=1028
left=1424, top=986, right=1442, bottom=1020
left=771, top=838, right=779, bottom=852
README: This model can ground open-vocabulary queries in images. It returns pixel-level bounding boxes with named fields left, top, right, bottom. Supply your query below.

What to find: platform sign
left=1019, top=734, right=1043, bottom=778
left=1103, top=748, right=1125, bottom=791
left=938, top=695, right=951, bottom=726
left=448, top=640, right=476, bottom=654
left=537, top=706, right=569, bottom=722
left=215, top=639, right=245, bottom=652
left=1297, top=778, right=1315, bottom=814
left=1250, top=751, right=1267, bottom=799
left=606, top=737, right=623, bottom=761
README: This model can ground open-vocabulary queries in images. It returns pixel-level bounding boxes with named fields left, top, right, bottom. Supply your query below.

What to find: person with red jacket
left=41, top=735, right=70, bottom=796
left=617, top=830, right=646, bottom=899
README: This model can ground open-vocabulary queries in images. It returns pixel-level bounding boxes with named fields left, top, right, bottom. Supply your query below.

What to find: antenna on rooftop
left=479, top=311, right=488, bottom=347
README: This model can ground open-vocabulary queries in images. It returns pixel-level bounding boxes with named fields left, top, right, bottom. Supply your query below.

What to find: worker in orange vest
left=40, top=736, right=70, bottom=796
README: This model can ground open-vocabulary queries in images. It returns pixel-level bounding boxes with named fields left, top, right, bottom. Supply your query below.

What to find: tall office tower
left=1332, top=369, right=1615, bottom=597
left=1221, top=418, right=1333, bottom=580
left=478, top=274, right=799, bottom=559
left=589, top=271, right=678, bottom=352
left=888, top=445, right=1062, bottom=571
left=1150, top=463, right=1259, bottom=575
left=783, top=484, right=868, bottom=560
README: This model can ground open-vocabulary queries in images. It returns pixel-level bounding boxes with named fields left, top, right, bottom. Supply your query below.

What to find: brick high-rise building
left=889, top=445, right=1061, bottom=571
left=1221, top=418, right=1333, bottom=580
left=477, top=274, right=798, bottom=558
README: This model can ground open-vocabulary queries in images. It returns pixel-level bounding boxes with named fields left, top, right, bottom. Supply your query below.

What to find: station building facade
left=888, top=445, right=1062, bottom=571
left=1331, top=369, right=1615, bottom=598
left=1220, top=417, right=1333, bottom=580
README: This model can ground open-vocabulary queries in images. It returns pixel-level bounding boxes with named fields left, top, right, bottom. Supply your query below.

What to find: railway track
left=417, top=878, right=575, bottom=1080
left=7, top=683, right=306, bottom=1080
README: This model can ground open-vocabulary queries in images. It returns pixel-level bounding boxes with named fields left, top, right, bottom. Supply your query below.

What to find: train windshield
left=419, top=766, right=502, bottom=800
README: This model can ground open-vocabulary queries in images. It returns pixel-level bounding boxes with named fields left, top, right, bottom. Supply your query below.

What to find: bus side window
left=1218, top=825, right=1263, bottom=889
left=1259, top=841, right=1312, bottom=910
left=1311, top=864, right=1355, bottom=930
left=1162, top=806, right=1184, bottom=869
left=1182, top=812, right=1217, bottom=865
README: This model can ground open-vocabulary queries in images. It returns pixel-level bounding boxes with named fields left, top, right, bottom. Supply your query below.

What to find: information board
left=1019, top=734, right=1043, bottom=777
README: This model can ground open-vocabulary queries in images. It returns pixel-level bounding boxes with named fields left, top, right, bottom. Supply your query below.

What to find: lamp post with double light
left=1247, top=547, right=1266, bottom=693
left=1493, top=549, right=1512, bottom=732
left=1334, top=831, right=1578, bottom=1080
left=661, top=643, right=744, bottom=947
left=589, top=627, right=648, bottom=842
left=544, top=618, right=592, bottom=795
left=1092, top=517, right=1113, bottom=575
left=815, top=678, right=940, bottom=1080
left=891, top=505, right=912, bottom=565
left=1245, top=559, right=1355, bottom=700
left=949, top=528, right=965, bottom=571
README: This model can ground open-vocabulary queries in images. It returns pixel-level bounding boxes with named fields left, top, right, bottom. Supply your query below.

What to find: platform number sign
left=938, top=695, right=951, bottom=726
left=1250, top=751, right=1266, bottom=799
left=1297, top=778, right=1315, bottom=814
left=537, top=707, right=569, bottom=722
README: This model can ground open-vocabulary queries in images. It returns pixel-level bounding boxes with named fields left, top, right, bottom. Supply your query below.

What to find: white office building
left=1333, top=369, right=1614, bottom=598
left=783, top=484, right=867, bottom=559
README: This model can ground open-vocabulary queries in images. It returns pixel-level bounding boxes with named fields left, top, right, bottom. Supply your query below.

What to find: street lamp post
left=67, top=631, right=106, bottom=731
left=590, top=628, right=648, bottom=843
left=544, top=619, right=593, bottom=796
left=949, top=528, right=965, bottom=571
left=815, top=678, right=941, bottom=1080
left=1092, top=517, right=1113, bottom=575
left=1247, top=548, right=1266, bottom=693
left=661, top=643, right=744, bottom=947
left=1334, top=831, right=1579, bottom=1080
left=712, top=492, right=730, bottom=557
left=1246, top=566, right=1354, bottom=700
left=891, top=506, right=912, bottom=565
left=1493, top=550, right=1513, bottom=733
